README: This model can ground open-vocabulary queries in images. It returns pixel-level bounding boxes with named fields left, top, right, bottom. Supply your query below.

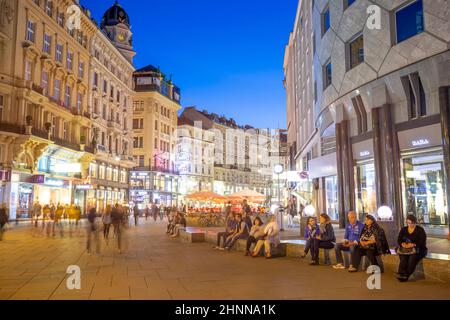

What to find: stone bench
left=179, top=228, right=205, bottom=243
left=283, top=240, right=450, bottom=282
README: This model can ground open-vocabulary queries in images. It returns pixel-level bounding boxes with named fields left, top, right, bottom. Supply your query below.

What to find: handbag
left=396, top=246, right=417, bottom=255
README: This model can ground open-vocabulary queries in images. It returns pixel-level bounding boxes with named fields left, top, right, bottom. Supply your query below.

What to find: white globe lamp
left=377, top=206, right=393, bottom=221
left=304, top=205, right=316, bottom=217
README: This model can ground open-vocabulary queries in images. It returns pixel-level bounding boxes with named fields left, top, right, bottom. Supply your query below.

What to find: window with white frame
left=43, top=34, right=51, bottom=54
left=0, top=95, right=4, bottom=121
left=78, top=61, right=84, bottom=78
left=63, top=121, right=69, bottom=140
left=65, top=85, right=71, bottom=107
left=54, top=79, right=61, bottom=100
left=24, top=59, right=32, bottom=81
left=41, top=70, right=49, bottom=95
left=57, top=11, right=64, bottom=27
left=56, top=43, right=63, bottom=62
left=67, top=50, right=73, bottom=70
left=26, top=20, right=35, bottom=42
left=77, top=93, right=82, bottom=111
left=45, top=0, right=53, bottom=16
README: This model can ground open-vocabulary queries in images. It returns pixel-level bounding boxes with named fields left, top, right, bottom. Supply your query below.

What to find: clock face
left=117, top=33, right=125, bottom=42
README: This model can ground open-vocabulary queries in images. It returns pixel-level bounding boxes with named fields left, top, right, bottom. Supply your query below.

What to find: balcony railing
left=31, top=127, right=50, bottom=140
left=53, top=137, right=81, bottom=152
left=32, top=84, right=44, bottom=95
left=84, top=145, right=95, bottom=154
left=0, top=122, right=24, bottom=134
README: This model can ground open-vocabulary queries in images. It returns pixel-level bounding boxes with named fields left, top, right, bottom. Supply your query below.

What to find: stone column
left=336, top=120, right=355, bottom=228
left=439, top=87, right=450, bottom=238
left=372, top=105, right=403, bottom=245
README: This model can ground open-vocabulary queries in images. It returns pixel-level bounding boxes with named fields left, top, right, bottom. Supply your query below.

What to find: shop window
left=325, top=176, right=339, bottom=221
left=403, top=153, right=447, bottom=225
left=395, top=0, right=424, bottom=44
left=355, top=162, right=377, bottom=220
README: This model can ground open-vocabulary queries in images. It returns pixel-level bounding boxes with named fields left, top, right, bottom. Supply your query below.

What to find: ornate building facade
left=129, top=65, right=181, bottom=207
left=87, top=2, right=135, bottom=211
left=0, top=0, right=137, bottom=217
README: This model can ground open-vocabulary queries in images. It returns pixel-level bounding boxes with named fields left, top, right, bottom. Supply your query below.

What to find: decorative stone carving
left=0, top=0, right=14, bottom=27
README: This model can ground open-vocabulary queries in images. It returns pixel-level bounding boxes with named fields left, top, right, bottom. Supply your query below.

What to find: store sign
left=75, top=184, right=93, bottom=190
left=45, top=178, right=65, bottom=187
left=360, top=151, right=370, bottom=157
left=54, top=163, right=81, bottom=173
left=286, top=171, right=309, bottom=182
left=26, top=175, right=45, bottom=184
left=412, top=139, right=430, bottom=147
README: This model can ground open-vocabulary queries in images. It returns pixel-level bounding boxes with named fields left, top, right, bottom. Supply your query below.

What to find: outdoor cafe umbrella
left=227, top=189, right=266, bottom=203
left=185, top=191, right=227, bottom=203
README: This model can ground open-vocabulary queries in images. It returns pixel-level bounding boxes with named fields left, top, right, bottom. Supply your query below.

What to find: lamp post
left=274, top=164, right=284, bottom=231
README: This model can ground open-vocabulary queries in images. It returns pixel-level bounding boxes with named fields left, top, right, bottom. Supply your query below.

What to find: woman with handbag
left=349, top=214, right=390, bottom=272
left=396, top=215, right=427, bottom=282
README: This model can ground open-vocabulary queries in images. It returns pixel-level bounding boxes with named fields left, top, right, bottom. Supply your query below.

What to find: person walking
left=102, top=205, right=112, bottom=242
left=111, top=204, right=123, bottom=254
left=151, top=202, right=158, bottom=222
left=144, top=205, right=150, bottom=221
left=32, top=202, right=42, bottom=228
left=86, top=207, right=100, bottom=254
left=133, top=204, right=140, bottom=226
left=0, top=204, right=9, bottom=241
left=54, top=203, right=65, bottom=238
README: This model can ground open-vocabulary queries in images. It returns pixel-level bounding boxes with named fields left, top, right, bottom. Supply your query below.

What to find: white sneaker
left=333, top=263, right=346, bottom=270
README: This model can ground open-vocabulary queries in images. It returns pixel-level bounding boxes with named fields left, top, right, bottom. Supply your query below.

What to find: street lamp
left=274, top=164, right=284, bottom=231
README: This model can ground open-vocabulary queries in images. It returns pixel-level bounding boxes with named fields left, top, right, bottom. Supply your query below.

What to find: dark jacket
left=87, top=208, right=97, bottom=224
left=0, top=208, right=8, bottom=227
left=319, top=223, right=336, bottom=242
left=360, top=223, right=391, bottom=255
left=397, top=226, right=427, bottom=256
left=179, top=217, right=187, bottom=228
left=243, top=215, right=252, bottom=230
left=111, top=207, right=122, bottom=224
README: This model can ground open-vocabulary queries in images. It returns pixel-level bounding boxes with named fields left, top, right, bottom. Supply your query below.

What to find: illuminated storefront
left=399, top=124, right=448, bottom=227
left=130, top=170, right=179, bottom=207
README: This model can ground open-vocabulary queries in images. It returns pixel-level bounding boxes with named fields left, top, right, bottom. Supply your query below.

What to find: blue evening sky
left=80, top=0, right=297, bottom=129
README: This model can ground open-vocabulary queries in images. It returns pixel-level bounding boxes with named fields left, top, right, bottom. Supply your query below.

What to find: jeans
left=253, top=238, right=271, bottom=256
left=310, top=238, right=334, bottom=262
left=335, top=243, right=356, bottom=264
left=217, top=231, right=233, bottom=247
left=225, top=233, right=248, bottom=249
left=351, top=245, right=378, bottom=268
left=103, top=224, right=111, bottom=239
left=87, top=224, right=100, bottom=254
left=398, top=253, right=426, bottom=277
left=246, top=236, right=258, bottom=252
left=304, top=240, right=312, bottom=256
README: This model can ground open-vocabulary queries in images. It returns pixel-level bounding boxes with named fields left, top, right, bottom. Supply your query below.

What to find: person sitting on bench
left=300, top=217, right=319, bottom=259
left=333, top=211, right=364, bottom=269
left=396, top=214, right=427, bottom=282
left=222, top=214, right=249, bottom=251
left=245, top=217, right=264, bottom=256
left=252, top=215, right=280, bottom=259
left=309, top=214, right=336, bottom=266
left=170, top=212, right=187, bottom=238
left=215, top=211, right=236, bottom=249
left=348, top=214, right=390, bottom=272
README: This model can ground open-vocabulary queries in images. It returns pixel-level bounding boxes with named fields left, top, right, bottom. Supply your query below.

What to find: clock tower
left=101, top=1, right=136, bottom=63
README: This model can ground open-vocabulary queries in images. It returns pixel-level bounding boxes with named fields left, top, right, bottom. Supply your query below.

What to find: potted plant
left=44, top=122, right=52, bottom=132
left=80, top=135, right=86, bottom=145
left=25, top=115, right=33, bottom=126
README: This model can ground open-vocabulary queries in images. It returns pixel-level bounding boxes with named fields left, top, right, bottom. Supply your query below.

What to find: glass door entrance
left=403, top=152, right=448, bottom=226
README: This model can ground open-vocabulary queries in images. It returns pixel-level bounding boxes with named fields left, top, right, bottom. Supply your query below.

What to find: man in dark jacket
left=0, top=204, right=9, bottom=241
left=86, top=207, right=100, bottom=254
